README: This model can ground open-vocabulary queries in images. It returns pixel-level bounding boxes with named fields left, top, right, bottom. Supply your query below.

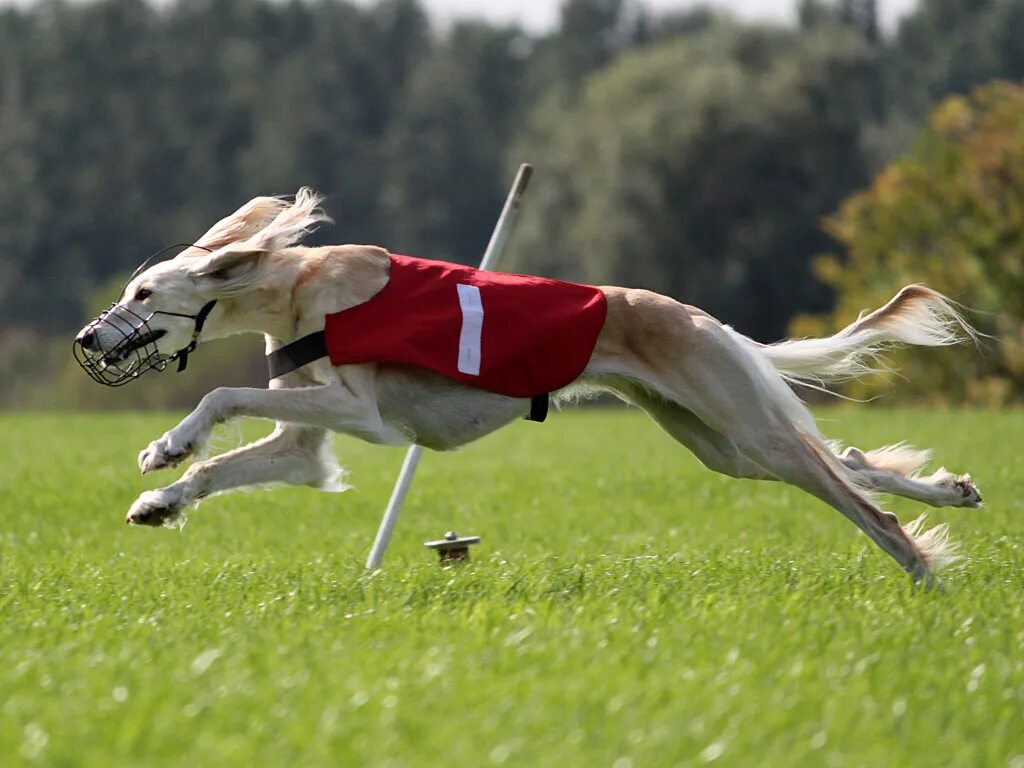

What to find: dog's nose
left=77, top=328, right=97, bottom=351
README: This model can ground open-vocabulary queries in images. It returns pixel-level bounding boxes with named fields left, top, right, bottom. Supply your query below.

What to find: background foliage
left=2, top=0, right=1024, bottom=406
left=796, top=82, right=1024, bottom=406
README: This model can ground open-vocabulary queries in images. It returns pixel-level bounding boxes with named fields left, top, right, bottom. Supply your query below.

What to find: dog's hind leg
left=631, top=381, right=981, bottom=507
left=126, top=424, right=342, bottom=526
left=622, top=385, right=958, bottom=581
left=739, top=425, right=953, bottom=585
left=837, top=444, right=982, bottom=508
left=600, top=304, right=956, bottom=584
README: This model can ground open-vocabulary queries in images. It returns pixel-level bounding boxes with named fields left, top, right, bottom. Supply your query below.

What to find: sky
left=0, top=0, right=923, bottom=29
left=400, top=0, right=921, bottom=32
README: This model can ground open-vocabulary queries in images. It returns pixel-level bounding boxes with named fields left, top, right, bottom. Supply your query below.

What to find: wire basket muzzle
left=73, top=304, right=171, bottom=387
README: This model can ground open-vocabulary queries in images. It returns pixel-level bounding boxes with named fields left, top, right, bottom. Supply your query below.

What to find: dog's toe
left=126, top=490, right=184, bottom=527
left=138, top=438, right=192, bottom=474
left=933, top=469, right=983, bottom=508
left=138, top=447, right=155, bottom=474
left=955, top=476, right=983, bottom=508
left=125, top=505, right=163, bottom=526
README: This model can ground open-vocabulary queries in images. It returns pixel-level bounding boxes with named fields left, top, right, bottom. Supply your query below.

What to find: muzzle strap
left=175, top=300, right=218, bottom=372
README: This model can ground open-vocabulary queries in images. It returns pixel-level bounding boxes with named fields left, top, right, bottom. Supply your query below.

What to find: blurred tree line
left=1, top=0, right=1023, bottom=407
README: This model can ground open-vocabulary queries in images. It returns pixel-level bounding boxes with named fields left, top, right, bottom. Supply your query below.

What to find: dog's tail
left=755, top=285, right=978, bottom=386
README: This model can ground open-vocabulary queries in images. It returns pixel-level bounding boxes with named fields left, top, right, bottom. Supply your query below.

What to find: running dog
left=74, top=189, right=981, bottom=586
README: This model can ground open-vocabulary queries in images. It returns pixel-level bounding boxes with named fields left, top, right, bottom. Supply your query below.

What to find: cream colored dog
left=75, top=189, right=981, bottom=586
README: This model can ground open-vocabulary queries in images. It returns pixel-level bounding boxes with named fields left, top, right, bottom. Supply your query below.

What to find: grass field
left=2, top=408, right=1023, bottom=766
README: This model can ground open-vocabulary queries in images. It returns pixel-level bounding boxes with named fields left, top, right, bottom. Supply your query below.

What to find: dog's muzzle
left=73, top=301, right=217, bottom=387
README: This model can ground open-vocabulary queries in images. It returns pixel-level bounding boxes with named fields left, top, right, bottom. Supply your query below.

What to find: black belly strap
left=267, top=331, right=327, bottom=380
left=266, top=332, right=549, bottom=423
left=528, top=393, right=549, bottom=423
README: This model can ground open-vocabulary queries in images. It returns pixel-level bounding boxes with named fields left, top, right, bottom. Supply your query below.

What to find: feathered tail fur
left=757, top=285, right=978, bottom=386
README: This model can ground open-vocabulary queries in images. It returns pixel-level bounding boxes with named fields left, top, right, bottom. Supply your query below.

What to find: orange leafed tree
left=795, top=81, right=1024, bottom=405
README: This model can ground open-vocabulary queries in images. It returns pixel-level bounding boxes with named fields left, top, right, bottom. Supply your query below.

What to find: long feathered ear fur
left=187, top=196, right=291, bottom=255
left=239, top=187, right=331, bottom=253
left=186, top=188, right=331, bottom=293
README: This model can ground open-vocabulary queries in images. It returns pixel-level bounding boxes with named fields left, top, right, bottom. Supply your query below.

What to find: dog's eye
left=134, top=288, right=153, bottom=302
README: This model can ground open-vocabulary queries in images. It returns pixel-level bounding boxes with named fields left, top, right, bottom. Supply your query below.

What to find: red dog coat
left=321, top=254, right=608, bottom=399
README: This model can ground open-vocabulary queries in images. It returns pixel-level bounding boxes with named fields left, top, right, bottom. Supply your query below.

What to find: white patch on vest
left=456, top=283, right=483, bottom=376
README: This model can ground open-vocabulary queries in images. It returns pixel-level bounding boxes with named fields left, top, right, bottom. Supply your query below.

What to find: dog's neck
left=198, top=245, right=392, bottom=345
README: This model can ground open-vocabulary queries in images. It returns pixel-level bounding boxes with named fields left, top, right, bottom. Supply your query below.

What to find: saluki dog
left=74, top=189, right=981, bottom=587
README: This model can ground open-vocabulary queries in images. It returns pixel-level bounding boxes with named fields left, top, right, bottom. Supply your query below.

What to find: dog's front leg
left=139, top=377, right=387, bottom=474
left=127, top=423, right=342, bottom=526
left=138, top=401, right=215, bottom=474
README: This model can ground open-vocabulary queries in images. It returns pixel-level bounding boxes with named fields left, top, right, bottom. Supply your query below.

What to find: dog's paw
left=934, top=469, right=983, bottom=508
left=138, top=434, right=195, bottom=474
left=126, top=488, right=187, bottom=528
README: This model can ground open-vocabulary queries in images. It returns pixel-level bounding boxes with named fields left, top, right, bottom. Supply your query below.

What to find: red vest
left=324, top=254, right=607, bottom=398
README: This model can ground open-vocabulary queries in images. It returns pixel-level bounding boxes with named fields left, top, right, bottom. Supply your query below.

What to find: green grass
left=1, top=408, right=1023, bottom=766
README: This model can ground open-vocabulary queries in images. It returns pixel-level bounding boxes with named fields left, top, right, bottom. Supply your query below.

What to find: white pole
left=365, top=163, right=534, bottom=570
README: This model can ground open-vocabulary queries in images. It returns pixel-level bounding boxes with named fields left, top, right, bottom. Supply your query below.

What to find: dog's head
left=74, top=188, right=329, bottom=386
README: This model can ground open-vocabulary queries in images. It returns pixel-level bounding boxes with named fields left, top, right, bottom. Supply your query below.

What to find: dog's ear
left=190, top=197, right=290, bottom=253
left=184, top=188, right=329, bottom=296
left=187, top=247, right=266, bottom=296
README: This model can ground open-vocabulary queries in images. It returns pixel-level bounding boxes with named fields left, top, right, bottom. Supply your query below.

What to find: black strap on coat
left=266, top=332, right=549, bottom=423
